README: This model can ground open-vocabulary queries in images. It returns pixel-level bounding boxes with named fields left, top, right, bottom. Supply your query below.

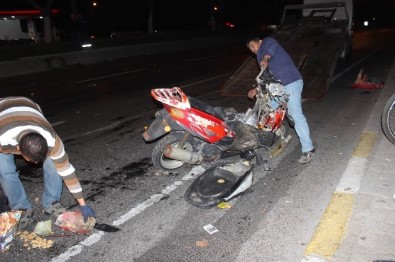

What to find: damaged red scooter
left=143, top=69, right=294, bottom=208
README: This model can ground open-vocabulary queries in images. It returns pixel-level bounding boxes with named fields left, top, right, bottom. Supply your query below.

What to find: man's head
left=246, top=37, right=262, bottom=55
left=18, top=133, right=48, bottom=163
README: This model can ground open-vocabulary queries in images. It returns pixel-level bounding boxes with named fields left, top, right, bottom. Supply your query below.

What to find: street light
left=90, top=2, right=98, bottom=37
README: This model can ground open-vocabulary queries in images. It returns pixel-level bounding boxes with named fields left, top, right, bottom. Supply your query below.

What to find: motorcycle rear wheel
left=381, top=92, right=395, bottom=144
left=152, top=133, right=194, bottom=171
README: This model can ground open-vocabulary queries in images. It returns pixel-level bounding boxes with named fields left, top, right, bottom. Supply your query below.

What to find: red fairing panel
left=164, top=104, right=233, bottom=143
left=152, top=87, right=234, bottom=143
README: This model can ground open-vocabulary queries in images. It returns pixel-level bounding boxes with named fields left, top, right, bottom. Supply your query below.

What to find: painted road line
left=60, top=72, right=227, bottom=143
left=335, top=157, right=367, bottom=193
left=352, top=131, right=376, bottom=158
left=186, top=54, right=224, bottom=62
left=62, top=73, right=227, bottom=142
left=330, top=44, right=387, bottom=83
left=303, top=131, right=376, bottom=261
left=181, top=73, right=229, bottom=89
left=304, top=193, right=354, bottom=257
left=73, top=68, right=148, bottom=84
left=51, top=166, right=205, bottom=262
left=51, top=120, right=67, bottom=127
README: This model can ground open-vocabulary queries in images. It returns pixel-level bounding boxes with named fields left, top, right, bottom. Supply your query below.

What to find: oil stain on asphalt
left=80, top=158, right=152, bottom=202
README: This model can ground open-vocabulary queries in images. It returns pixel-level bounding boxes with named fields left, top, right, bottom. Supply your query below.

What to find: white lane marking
left=80, top=231, right=105, bottom=246
left=51, top=120, right=67, bottom=127
left=112, top=181, right=181, bottom=227
left=301, top=256, right=326, bottom=262
left=181, top=73, right=229, bottom=89
left=62, top=74, right=227, bottom=141
left=330, top=44, right=387, bottom=83
left=51, top=245, right=83, bottom=262
left=73, top=68, right=148, bottom=84
left=51, top=166, right=205, bottom=262
left=186, top=54, right=224, bottom=62
left=335, top=157, right=367, bottom=193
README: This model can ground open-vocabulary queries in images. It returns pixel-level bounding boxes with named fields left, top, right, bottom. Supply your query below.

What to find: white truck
left=0, top=20, right=30, bottom=40
left=222, top=0, right=354, bottom=99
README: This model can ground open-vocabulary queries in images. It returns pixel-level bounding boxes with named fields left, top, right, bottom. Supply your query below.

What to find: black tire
left=285, top=112, right=295, bottom=128
left=151, top=132, right=194, bottom=171
left=381, top=93, right=395, bottom=145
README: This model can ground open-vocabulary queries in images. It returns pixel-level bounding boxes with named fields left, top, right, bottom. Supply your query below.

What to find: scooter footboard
left=184, top=161, right=253, bottom=208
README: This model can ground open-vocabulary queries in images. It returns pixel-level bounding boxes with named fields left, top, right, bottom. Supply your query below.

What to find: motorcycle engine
left=267, top=82, right=286, bottom=97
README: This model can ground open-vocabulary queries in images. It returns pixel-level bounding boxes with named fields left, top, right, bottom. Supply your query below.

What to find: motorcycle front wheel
left=151, top=132, right=194, bottom=171
left=381, top=92, right=395, bottom=144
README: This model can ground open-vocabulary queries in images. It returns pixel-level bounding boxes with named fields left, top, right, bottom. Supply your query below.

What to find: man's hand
left=248, top=88, right=258, bottom=99
left=80, top=205, right=96, bottom=223
left=260, top=55, right=271, bottom=69
left=260, top=60, right=268, bottom=69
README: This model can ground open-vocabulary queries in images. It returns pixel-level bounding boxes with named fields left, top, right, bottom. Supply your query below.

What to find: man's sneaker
left=17, top=208, right=34, bottom=230
left=44, top=201, right=67, bottom=218
left=298, top=149, right=315, bottom=164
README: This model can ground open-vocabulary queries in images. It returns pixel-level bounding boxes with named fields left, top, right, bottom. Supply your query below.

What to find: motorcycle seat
left=188, top=97, right=225, bottom=120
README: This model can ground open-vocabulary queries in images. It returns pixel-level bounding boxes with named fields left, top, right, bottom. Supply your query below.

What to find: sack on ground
left=0, top=211, right=22, bottom=252
left=55, top=210, right=95, bottom=234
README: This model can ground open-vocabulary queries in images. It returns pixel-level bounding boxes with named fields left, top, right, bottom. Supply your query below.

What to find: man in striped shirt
left=0, top=97, right=96, bottom=229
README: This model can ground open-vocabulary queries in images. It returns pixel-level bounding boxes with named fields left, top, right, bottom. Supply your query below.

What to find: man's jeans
left=0, top=154, right=62, bottom=210
left=272, top=79, right=314, bottom=153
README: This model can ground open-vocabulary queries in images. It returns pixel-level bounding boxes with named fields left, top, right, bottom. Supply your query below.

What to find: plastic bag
left=55, top=211, right=95, bottom=234
left=0, top=211, right=21, bottom=252
left=34, top=220, right=53, bottom=236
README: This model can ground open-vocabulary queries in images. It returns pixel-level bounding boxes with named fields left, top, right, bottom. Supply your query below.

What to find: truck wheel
left=381, top=93, right=395, bottom=144
left=152, top=133, right=194, bottom=171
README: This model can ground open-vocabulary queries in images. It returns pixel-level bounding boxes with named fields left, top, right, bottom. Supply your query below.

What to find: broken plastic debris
left=351, top=69, right=384, bottom=89
left=203, top=224, right=218, bottom=234
left=34, top=220, right=53, bottom=236
left=242, top=160, right=250, bottom=166
left=195, top=239, right=209, bottom=247
left=217, top=202, right=232, bottom=209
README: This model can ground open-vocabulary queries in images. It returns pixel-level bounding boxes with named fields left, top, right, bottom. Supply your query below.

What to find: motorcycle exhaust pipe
left=163, top=145, right=203, bottom=164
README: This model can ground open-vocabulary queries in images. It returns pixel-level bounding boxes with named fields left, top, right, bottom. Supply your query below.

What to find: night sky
left=0, top=0, right=303, bottom=36
left=0, top=0, right=394, bottom=37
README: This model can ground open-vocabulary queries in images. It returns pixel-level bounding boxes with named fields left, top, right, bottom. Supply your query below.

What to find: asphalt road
left=1, top=28, right=394, bottom=262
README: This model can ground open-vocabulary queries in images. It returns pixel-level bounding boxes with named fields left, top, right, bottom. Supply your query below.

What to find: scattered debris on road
left=351, top=69, right=384, bottom=89
left=0, top=211, right=21, bottom=252
left=203, top=224, right=219, bottom=234
left=55, top=211, right=95, bottom=234
left=195, top=239, right=209, bottom=247
left=17, top=231, right=54, bottom=250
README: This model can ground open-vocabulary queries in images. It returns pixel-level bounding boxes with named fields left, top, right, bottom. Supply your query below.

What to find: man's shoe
left=44, top=201, right=67, bottom=218
left=298, top=149, right=315, bottom=164
left=17, top=209, right=34, bottom=230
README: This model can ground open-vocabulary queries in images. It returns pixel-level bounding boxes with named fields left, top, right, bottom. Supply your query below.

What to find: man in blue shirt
left=247, top=37, right=315, bottom=164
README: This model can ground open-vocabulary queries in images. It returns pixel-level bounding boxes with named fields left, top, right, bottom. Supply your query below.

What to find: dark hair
left=19, top=133, right=48, bottom=163
left=246, top=36, right=261, bottom=46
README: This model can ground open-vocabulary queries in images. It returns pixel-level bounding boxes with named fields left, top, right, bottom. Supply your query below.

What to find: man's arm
left=51, top=136, right=96, bottom=221
left=50, top=136, right=84, bottom=199
left=77, top=198, right=86, bottom=206
left=260, top=54, right=271, bottom=69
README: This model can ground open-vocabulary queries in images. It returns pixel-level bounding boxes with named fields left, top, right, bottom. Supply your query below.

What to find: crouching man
left=0, top=96, right=96, bottom=229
